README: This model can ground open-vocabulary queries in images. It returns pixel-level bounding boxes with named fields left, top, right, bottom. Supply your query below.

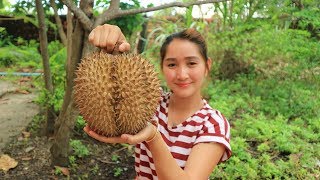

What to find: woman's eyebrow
left=164, top=58, right=176, bottom=62
left=164, top=56, right=200, bottom=62
left=185, top=56, right=200, bottom=60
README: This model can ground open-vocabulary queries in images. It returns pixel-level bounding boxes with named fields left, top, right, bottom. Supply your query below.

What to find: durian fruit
left=74, top=52, right=161, bottom=137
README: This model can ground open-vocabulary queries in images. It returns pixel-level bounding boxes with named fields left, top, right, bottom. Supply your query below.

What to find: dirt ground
left=0, top=77, right=136, bottom=179
left=0, top=78, right=39, bottom=151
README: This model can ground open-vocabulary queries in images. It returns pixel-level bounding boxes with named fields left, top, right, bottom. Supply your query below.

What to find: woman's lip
left=176, top=83, right=190, bottom=87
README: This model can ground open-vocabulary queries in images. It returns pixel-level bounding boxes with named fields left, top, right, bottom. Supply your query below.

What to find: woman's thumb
left=122, top=133, right=145, bottom=145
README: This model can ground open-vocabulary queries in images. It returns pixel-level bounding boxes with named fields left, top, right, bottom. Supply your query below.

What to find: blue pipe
left=0, top=72, right=42, bottom=76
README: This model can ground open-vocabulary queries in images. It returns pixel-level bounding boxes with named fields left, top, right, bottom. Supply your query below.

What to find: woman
left=84, top=24, right=231, bottom=179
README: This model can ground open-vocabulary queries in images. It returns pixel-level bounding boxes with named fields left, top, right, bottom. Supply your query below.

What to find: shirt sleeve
left=194, top=111, right=232, bottom=162
left=151, top=88, right=168, bottom=126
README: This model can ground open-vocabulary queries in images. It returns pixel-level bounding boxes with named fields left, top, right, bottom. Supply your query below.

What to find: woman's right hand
left=83, top=122, right=158, bottom=145
left=88, top=24, right=131, bottom=54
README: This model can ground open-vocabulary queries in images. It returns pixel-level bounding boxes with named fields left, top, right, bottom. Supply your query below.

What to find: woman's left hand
left=83, top=122, right=156, bottom=145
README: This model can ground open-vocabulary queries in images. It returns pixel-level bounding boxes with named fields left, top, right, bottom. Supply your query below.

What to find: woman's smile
left=175, top=82, right=191, bottom=88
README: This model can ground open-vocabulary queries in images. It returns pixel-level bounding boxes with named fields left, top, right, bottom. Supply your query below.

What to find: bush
left=35, top=41, right=66, bottom=112
left=206, top=21, right=319, bottom=179
left=70, top=139, right=90, bottom=158
left=0, top=43, right=41, bottom=68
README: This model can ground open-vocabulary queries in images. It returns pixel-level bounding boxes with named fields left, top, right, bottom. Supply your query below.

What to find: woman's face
left=162, top=38, right=211, bottom=99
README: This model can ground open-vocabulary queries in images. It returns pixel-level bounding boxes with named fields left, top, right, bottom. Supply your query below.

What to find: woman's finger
left=88, top=24, right=130, bottom=54
left=84, top=125, right=126, bottom=144
left=122, top=124, right=156, bottom=144
left=119, top=42, right=131, bottom=53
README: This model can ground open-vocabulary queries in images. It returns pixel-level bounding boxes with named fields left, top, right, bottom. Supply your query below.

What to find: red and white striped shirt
left=135, top=92, right=232, bottom=179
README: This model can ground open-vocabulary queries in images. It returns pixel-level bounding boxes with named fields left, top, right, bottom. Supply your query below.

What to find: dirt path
left=0, top=79, right=39, bottom=152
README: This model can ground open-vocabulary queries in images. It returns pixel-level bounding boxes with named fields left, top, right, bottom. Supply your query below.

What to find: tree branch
left=94, top=0, right=228, bottom=27
left=35, top=0, right=53, bottom=93
left=109, top=0, right=120, bottom=9
left=50, top=0, right=67, bottom=46
left=61, top=0, right=93, bottom=31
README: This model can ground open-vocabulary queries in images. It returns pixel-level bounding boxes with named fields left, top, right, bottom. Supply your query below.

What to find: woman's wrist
left=146, top=125, right=159, bottom=143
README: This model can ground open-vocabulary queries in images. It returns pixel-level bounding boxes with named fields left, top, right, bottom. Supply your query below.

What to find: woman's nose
left=176, top=66, right=188, bottom=80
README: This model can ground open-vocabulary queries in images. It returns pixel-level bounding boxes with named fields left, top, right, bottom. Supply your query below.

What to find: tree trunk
left=229, top=0, right=234, bottom=27
left=66, top=10, right=73, bottom=69
left=50, top=0, right=93, bottom=166
left=136, top=18, right=148, bottom=54
left=35, top=0, right=56, bottom=136
left=50, top=0, right=67, bottom=46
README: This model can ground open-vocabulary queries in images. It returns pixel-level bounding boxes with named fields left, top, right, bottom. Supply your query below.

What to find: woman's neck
left=170, top=93, right=203, bottom=111
left=168, top=93, right=204, bottom=127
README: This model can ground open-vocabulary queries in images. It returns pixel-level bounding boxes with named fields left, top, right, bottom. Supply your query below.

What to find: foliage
left=27, top=115, right=45, bottom=135
left=207, top=75, right=319, bottom=178
left=207, top=21, right=320, bottom=80
left=111, top=154, right=120, bottom=163
left=292, top=7, right=320, bottom=38
left=47, top=42, right=66, bottom=111
left=11, top=0, right=35, bottom=14
left=0, top=0, right=15, bottom=14
left=75, top=116, right=86, bottom=134
left=91, top=164, right=99, bottom=175
left=205, top=18, right=320, bottom=180
left=4, top=0, right=67, bottom=35
left=113, top=167, right=123, bottom=177
left=0, top=0, right=4, bottom=9
left=70, top=139, right=90, bottom=158
left=11, top=0, right=58, bottom=15
left=0, top=39, right=40, bottom=68
left=68, top=155, right=77, bottom=168
left=94, top=0, right=144, bottom=37
left=35, top=40, right=66, bottom=112
left=0, top=27, right=14, bottom=46
left=54, top=166, right=63, bottom=175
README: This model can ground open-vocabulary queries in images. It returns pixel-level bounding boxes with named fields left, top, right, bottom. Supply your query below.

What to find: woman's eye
left=167, top=63, right=176, bottom=67
left=188, top=62, right=197, bottom=66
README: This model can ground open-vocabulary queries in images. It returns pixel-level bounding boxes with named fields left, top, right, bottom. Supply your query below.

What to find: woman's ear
left=205, top=58, right=212, bottom=76
left=207, top=58, right=212, bottom=71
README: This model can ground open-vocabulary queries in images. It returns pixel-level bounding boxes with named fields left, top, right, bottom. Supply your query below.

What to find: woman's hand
left=83, top=122, right=157, bottom=145
left=88, top=24, right=131, bottom=54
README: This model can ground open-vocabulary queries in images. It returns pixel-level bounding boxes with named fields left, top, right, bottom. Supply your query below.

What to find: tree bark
left=35, top=0, right=56, bottom=136
left=66, top=10, right=73, bottom=70
left=229, top=0, right=234, bottom=27
left=136, top=17, right=148, bottom=54
left=50, top=0, right=67, bottom=46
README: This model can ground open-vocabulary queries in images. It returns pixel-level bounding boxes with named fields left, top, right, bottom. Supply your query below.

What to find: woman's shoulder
left=195, top=102, right=231, bottom=143
left=199, top=101, right=230, bottom=129
left=201, top=100, right=226, bottom=119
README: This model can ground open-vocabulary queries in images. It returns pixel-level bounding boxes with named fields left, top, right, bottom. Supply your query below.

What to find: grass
left=208, top=72, right=320, bottom=179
